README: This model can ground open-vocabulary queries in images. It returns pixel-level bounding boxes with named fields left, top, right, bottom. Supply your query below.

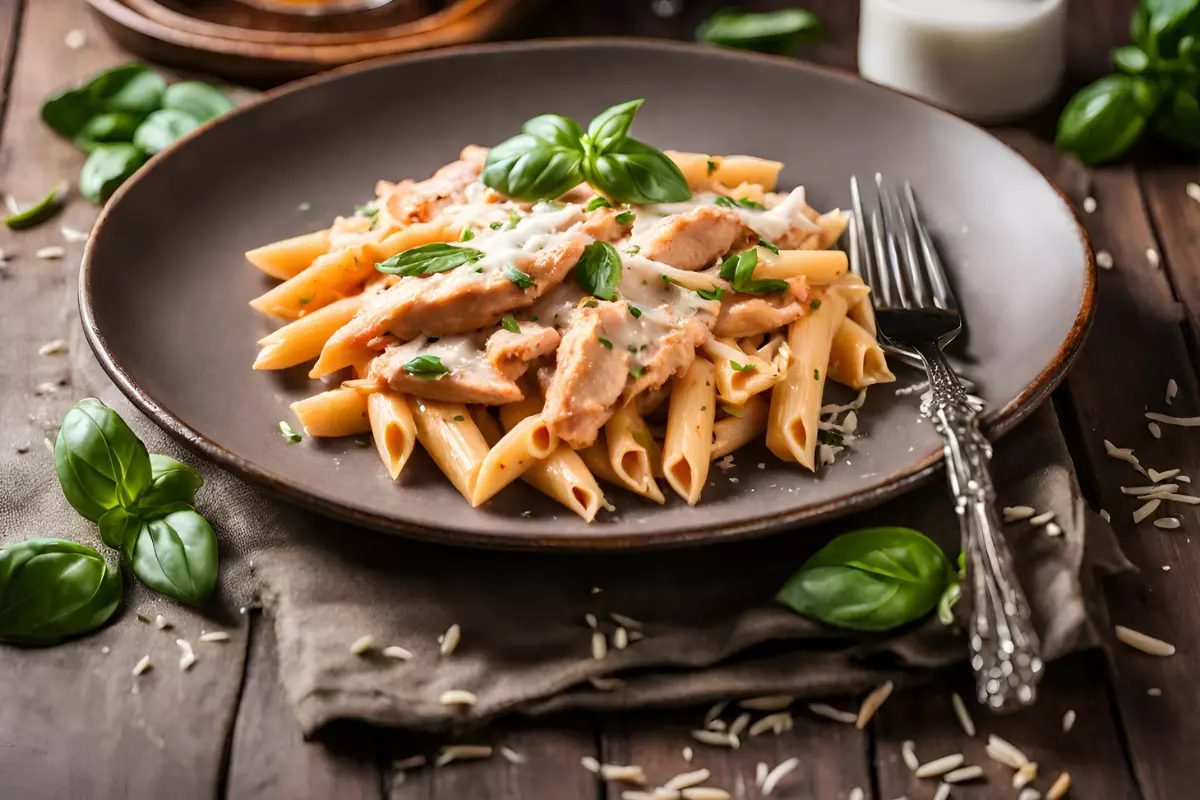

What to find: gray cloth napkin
left=0, top=318, right=1129, bottom=735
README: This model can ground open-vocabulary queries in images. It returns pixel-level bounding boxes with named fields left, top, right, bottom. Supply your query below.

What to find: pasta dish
left=245, top=100, right=894, bottom=522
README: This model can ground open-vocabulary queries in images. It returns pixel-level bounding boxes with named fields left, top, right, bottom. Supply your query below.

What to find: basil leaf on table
left=575, top=241, right=623, bottom=300
left=376, top=242, right=485, bottom=276
left=585, top=98, right=644, bottom=154
left=98, top=506, right=141, bottom=549
left=162, top=81, right=235, bottom=123
left=125, top=505, right=218, bottom=606
left=0, top=538, right=122, bottom=644
left=74, top=112, right=142, bottom=152
left=80, top=143, right=146, bottom=203
left=585, top=136, right=691, bottom=204
left=87, top=64, right=166, bottom=117
left=1154, top=86, right=1200, bottom=149
left=41, top=87, right=98, bottom=138
left=1055, top=74, right=1159, bottom=164
left=697, top=8, right=822, bottom=55
left=776, top=526, right=956, bottom=632
left=132, top=108, right=200, bottom=155
left=136, top=454, right=205, bottom=511
left=54, top=397, right=152, bottom=523
left=521, top=113, right=585, bottom=149
left=4, top=183, right=64, bottom=230
left=482, top=133, right=584, bottom=202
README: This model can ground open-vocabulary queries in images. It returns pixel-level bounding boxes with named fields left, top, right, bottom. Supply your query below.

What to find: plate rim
left=78, top=37, right=1096, bottom=550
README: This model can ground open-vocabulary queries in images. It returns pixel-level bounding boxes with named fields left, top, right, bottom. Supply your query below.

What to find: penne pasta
left=663, top=357, right=717, bottom=505
left=496, top=398, right=606, bottom=522
left=367, top=391, right=416, bottom=480
left=753, top=247, right=849, bottom=284
left=666, top=151, right=722, bottom=190
left=470, top=414, right=558, bottom=507
left=606, top=404, right=664, bottom=498
left=290, top=387, right=370, bottom=437
left=767, top=288, right=852, bottom=468
left=411, top=398, right=490, bottom=502
left=712, top=155, right=783, bottom=191
left=712, top=395, right=769, bottom=459
left=245, top=229, right=331, bottom=281
left=704, top=337, right=783, bottom=406
left=254, top=294, right=365, bottom=370
left=581, top=439, right=665, bottom=504
left=829, top=318, right=896, bottom=389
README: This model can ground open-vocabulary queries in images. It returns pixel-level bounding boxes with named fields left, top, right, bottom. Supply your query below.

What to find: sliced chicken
left=575, top=206, right=634, bottom=242
left=382, top=153, right=485, bottom=227
left=542, top=301, right=632, bottom=448
left=634, top=206, right=744, bottom=270
left=712, top=278, right=811, bottom=339
left=486, top=323, right=561, bottom=380
left=622, top=315, right=710, bottom=403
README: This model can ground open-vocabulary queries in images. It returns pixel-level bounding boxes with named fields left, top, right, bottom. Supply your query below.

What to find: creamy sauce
left=629, top=187, right=820, bottom=244
left=386, top=333, right=491, bottom=377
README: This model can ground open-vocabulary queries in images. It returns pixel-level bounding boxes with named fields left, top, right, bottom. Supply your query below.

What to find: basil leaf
left=719, top=249, right=787, bottom=295
left=136, top=454, right=205, bottom=511
left=575, top=241, right=622, bottom=300
left=376, top=243, right=485, bottom=276
left=1113, top=45, right=1152, bottom=74
left=88, top=64, right=166, bottom=117
left=75, top=112, right=142, bottom=151
left=776, top=526, right=954, bottom=631
left=98, top=506, right=140, bottom=549
left=697, top=8, right=822, bottom=55
left=586, top=196, right=612, bottom=211
left=42, top=87, right=98, bottom=138
left=585, top=136, right=691, bottom=204
left=586, top=98, right=644, bottom=154
left=505, top=265, right=535, bottom=289
left=522, top=113, right=585, bottom=148
left=4, top=183, right=64, bottom=230
left=696, top=286, right=725, bottom=301
left=501, top=313, right=521, bottom=334
left=937, top=580, right=963, bottom=626
left=1145, top=0, right=1200, bottom=57
left=0, top=538, right=122, bottom=644
left=126, top=505, right=218, bottom=606
left=1055, top=74, right=1158, bottom=164
left=55, top=398, right=152, bottom=523
left=482, top=133, right=584, bottom=202
left=162, top=81, right=234, bottom=123
left=132, top=108, right=200, bottom=155
left=403, top=354, right=450, bottom=380
left=79, top=143, right=146, bottom=203
left=1154, top=87, right=1200, bottom=151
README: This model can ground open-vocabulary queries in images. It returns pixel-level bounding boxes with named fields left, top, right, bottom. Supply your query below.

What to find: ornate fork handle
left=913, top=341, right=1044, bottom=710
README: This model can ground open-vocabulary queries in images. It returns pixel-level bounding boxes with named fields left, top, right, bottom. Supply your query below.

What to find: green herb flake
left=586, top=196, right=612, bottom=211
left=299, top=296, right=313, bottom=304
left=4, top=183, right=64, bottom=230
left=585, top=300, right=599, bottom=308
left=615, top=210, right=635, bottom=224
left=722, top=405, right=744, bottom=418
left=521, top=510, right=533, bottom=518
left=354, top=202, right=379, bottom=219
left=630, top=366, right=645, bottom=378
left=501, top=314, right=521, bottom=334
left=598, top=337, right=613, bottom=349
left=626, top=244, right=641, bottom=255
left=810, top=298, right=822, bottom=310
left=813, top=368, right=820, bottom=381
left=454, top=415, right=465, bottom=422
left=759, top=239, right=780, bottom=254
left=505, top=265, right=535, bottom=289
left=629, top=305, right=642, bottom=318
left=697, top=286, right=724, bottom=301
left=730, top=361, right=755, bottom=372
left=403, top=354, right=451, bottom=380
left=297, top=201, right=312, bottom=212
left=354, top=438, right=369, bottom=447
left=490, top=221, right=503, bottom=230
left=697, top=8, right=822, bottom=56
left=530, top=315, right=539, bottom=322
left=279, top=421, right=302, bottom=443
left=706, top=159, right=717, bottom=175
left=507, top=210, right=522, bottom=229
left=459, top=228, right=475, bottom=241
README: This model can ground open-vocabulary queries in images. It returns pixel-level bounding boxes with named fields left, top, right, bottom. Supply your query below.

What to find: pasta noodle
left=254, top=294, right=365, bottom=371
left=245, top=229, right=331, bottom=280
left=712, top=395, right=769, bottom=459
left=829, top=318, right=896, bottom=389
left=367, top=391, right=417, bottom=480
left=290, top=387, right=371, bottom=437
left=471, top=414, right=558, bottom=506
left=662, top=357, right=717, bottom=505
left=411, top=398, right=490, bottom=501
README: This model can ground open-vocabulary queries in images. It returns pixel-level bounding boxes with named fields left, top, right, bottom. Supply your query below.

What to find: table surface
left=3, top=0, right=1198, bottom=797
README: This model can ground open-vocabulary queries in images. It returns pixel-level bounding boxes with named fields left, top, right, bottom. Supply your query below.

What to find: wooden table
left=2, top=0, right=1196, bottom=797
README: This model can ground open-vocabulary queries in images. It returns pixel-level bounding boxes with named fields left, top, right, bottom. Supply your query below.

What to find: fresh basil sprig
left=376, top=243, right=485, bottom=277
left=403, top=354, right=450, bottom=380
left=124, top=505, right=218, bottom=606
left=718, top=249, right=788, bottom=295
left=1056, top=0, right=1200, bottom=163
left=696, top=7, right=822, bottom=55
left=137, top=454, right=205, bottom=510
left=0, top=538, right=122, bottom=644
left=575, top=241, right=622, bottom=300
left=776, top=527, right=958, bottom=632
left=482, top=100, right=690, bottom=205
left=55, top=397, right=153, bottom=522
left=133, top=109, right=200, bottom=155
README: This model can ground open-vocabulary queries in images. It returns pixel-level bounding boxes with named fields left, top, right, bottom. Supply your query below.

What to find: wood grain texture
left=226, top=614, right=382, bottom=799
left=600, top=705, right=871, bottom=799
left=875, top=655, right=1139, bottom=800
left=1140, top=166, right=1200, bottom=355
left=0, top=3, right=249, bottom=799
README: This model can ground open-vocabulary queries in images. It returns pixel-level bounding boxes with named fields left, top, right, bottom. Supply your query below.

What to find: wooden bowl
left=86, top=0, right=535, bottom=85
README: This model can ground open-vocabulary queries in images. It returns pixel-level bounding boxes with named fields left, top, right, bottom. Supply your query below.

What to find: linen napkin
left=0, top=320, right=1128, bottom=736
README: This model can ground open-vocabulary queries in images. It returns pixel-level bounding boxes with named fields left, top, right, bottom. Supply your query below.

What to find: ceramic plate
left=81, top=40, right=1093, bottom=549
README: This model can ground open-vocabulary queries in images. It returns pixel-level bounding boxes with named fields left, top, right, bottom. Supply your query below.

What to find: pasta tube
left=712, top=395, right=769, bottom=459
left=663, top=357, right=717, bottom=505
left=254, top=294, right=365, bottom=370
left=411, top=399, right=489, bottom=502
left=581, top=439, right=665, bottom=504
left=829, top=318, right=895, bottom=389
left=245, top=229, right=331, bottom=281
left=367, top=391, right=416, bottom=480
left=470, top=415, right=558, bottom=507
left=703, top=337, right=783, bottom=406
left=712, top=155, right=783, bottom=190
left=606, top=404, right=663, bottom=499
left=752, top=247, right=848, bottom=284
left=290, top=387, right=370, bottom=437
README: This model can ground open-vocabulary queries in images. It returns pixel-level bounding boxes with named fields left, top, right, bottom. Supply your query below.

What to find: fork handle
left=913, top=342, right=1044, bottom=711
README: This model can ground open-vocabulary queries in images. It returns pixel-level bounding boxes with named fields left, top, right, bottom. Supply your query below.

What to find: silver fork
left=849, top=174, right=1044, bottom=711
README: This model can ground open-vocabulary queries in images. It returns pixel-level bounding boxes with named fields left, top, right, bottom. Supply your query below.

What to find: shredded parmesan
left=1146, top=247, right=1160, bottom=267
left=944, top=765, right=985, bottom=784
left=1096, top=249, right=1113, bottom=269
left=439, top=689, right=478, bottom=706
left=1115, top=625, right=1176, bottom=656
left=436, top=745, right=492, bottom=766
left=856, top=680, right=894, bottom=729
left=1002, top=505, right=1036, bottom=522
left=760, top=758, right=799, bottom=795
left=902, top=740, right=920, bottom=771
left=916, top=754, right=965, bottom=778
left=589, top=676, right=625, bottom=691
left=1166, top=378, right=1178, bottom=404
left=1146, top=411, right=1200, bottom=427
left=1154, top=517, right=1181, bottom=529
left=951, top=692, right=976, bottom=736
left=1046, top=772, right=1071, bottom=800
left=199, top=631, right=231, bottom=643
left=440, top=623, right=461, bottom=656
left=739, top=695, right=792, bottom=711
left=808, top=702, right=858, bottom=724
left=349, top=635, right=374, bottom=655
left=1029, top=510, right=1056, bottom=526
left=176, top=639, right=196, bottom=671
left=986, top=735, right=1030, bottom=769
left=1014, top=762, right=1039, bottom=789
left=1149, top=421, right=1162, bottom=439
left=1148, top=468, right=1180, bottom=482
left=132, top=655, right=152, bottom=676
left=1133, top=498, right=1161, bottom=523
left=1082, top=196, right=1097, bottom=213
left=1062, top=709, right=1076, bottom=732
left=382, top=645, right=414, bottom=660
left=664, top=768, right=711, bottom=791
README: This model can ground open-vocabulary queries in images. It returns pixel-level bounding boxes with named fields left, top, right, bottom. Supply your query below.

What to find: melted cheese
left=387, top=333, right=489, bottom=377
left=629, top=187, right=821, bottom=243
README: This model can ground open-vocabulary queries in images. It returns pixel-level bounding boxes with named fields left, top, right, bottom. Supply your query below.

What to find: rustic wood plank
left=225, top=613, right=381, bottom=799
left=875, top=655, right=1139, bottom=800
left=384, top=715, right=599, bottom=799
left=600, top=704, right=871, bottom=799
left=0, top=3, right=250, bottom=798
left=1139, top=166, right=1200, bottom=354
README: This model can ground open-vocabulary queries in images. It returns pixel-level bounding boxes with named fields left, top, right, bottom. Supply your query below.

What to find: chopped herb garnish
left=297, top=201, right=312, bottom=212
left=598, top=337, right=613, bottom=349
left=730, top=361, right=755, bottom=372
left=810, top=299, right=822, bottom=311
left=403, top=354, right=450, bottom=380
left=718, top=249, right=788, bottom=295
left=530, top=315, right=539, bottom=322
left=630, top=366, right=645, bottom=378
left=586, top=196, right=612, bottom=211
left=640, top=344, right=648, bottom=351
left=353, top=438, right=369, bottom=448
left=521, top=510, right=533, bottom=518
left=626, top=244, right=641, bottom=255
left=507, top=210, right=521, bottom=229
left=501, top=313, right=520, bottom=333
left=706, top=159, right=717, bottom=175
left=584, top=300, right=599, bottom=308
left=697, top=286, right=725, bottom=301
left=628, top=345, right=638, bottom=353
left=700, top=405, right=707, bottom=411
left=722, top=405, right=745, bottom=418
left=354, top=202, right=379, bottom=219
left=4, top=183, right=64, bottom=230
left=454, top=415, right=465, bottom=422
left=278, top=421, right=302, bottom=443
left=459, top=228, right=475, bottom=241
left=739, top=198, right=766, bottom=210
left=299, top=296, right=313, bottom=304
left=615, top=210, right=635, bottom=225
left=759, top=239, right=780, bottom=254
left=629, top=306, right=642, bottom=318
left=818, top=428, right=844, bottom=446
left=715, top=195, right=766, bottom=211
left=475, top=267, right=484, bottom=273
left=813, top=368, right=820, bottom=380
left=504, top=266, right=535, bottom=289
left=490, top=221, right=503, bottom=230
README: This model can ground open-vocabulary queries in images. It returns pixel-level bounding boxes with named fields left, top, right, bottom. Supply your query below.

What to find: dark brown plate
left=80, top=40, right=1094, bottom=550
